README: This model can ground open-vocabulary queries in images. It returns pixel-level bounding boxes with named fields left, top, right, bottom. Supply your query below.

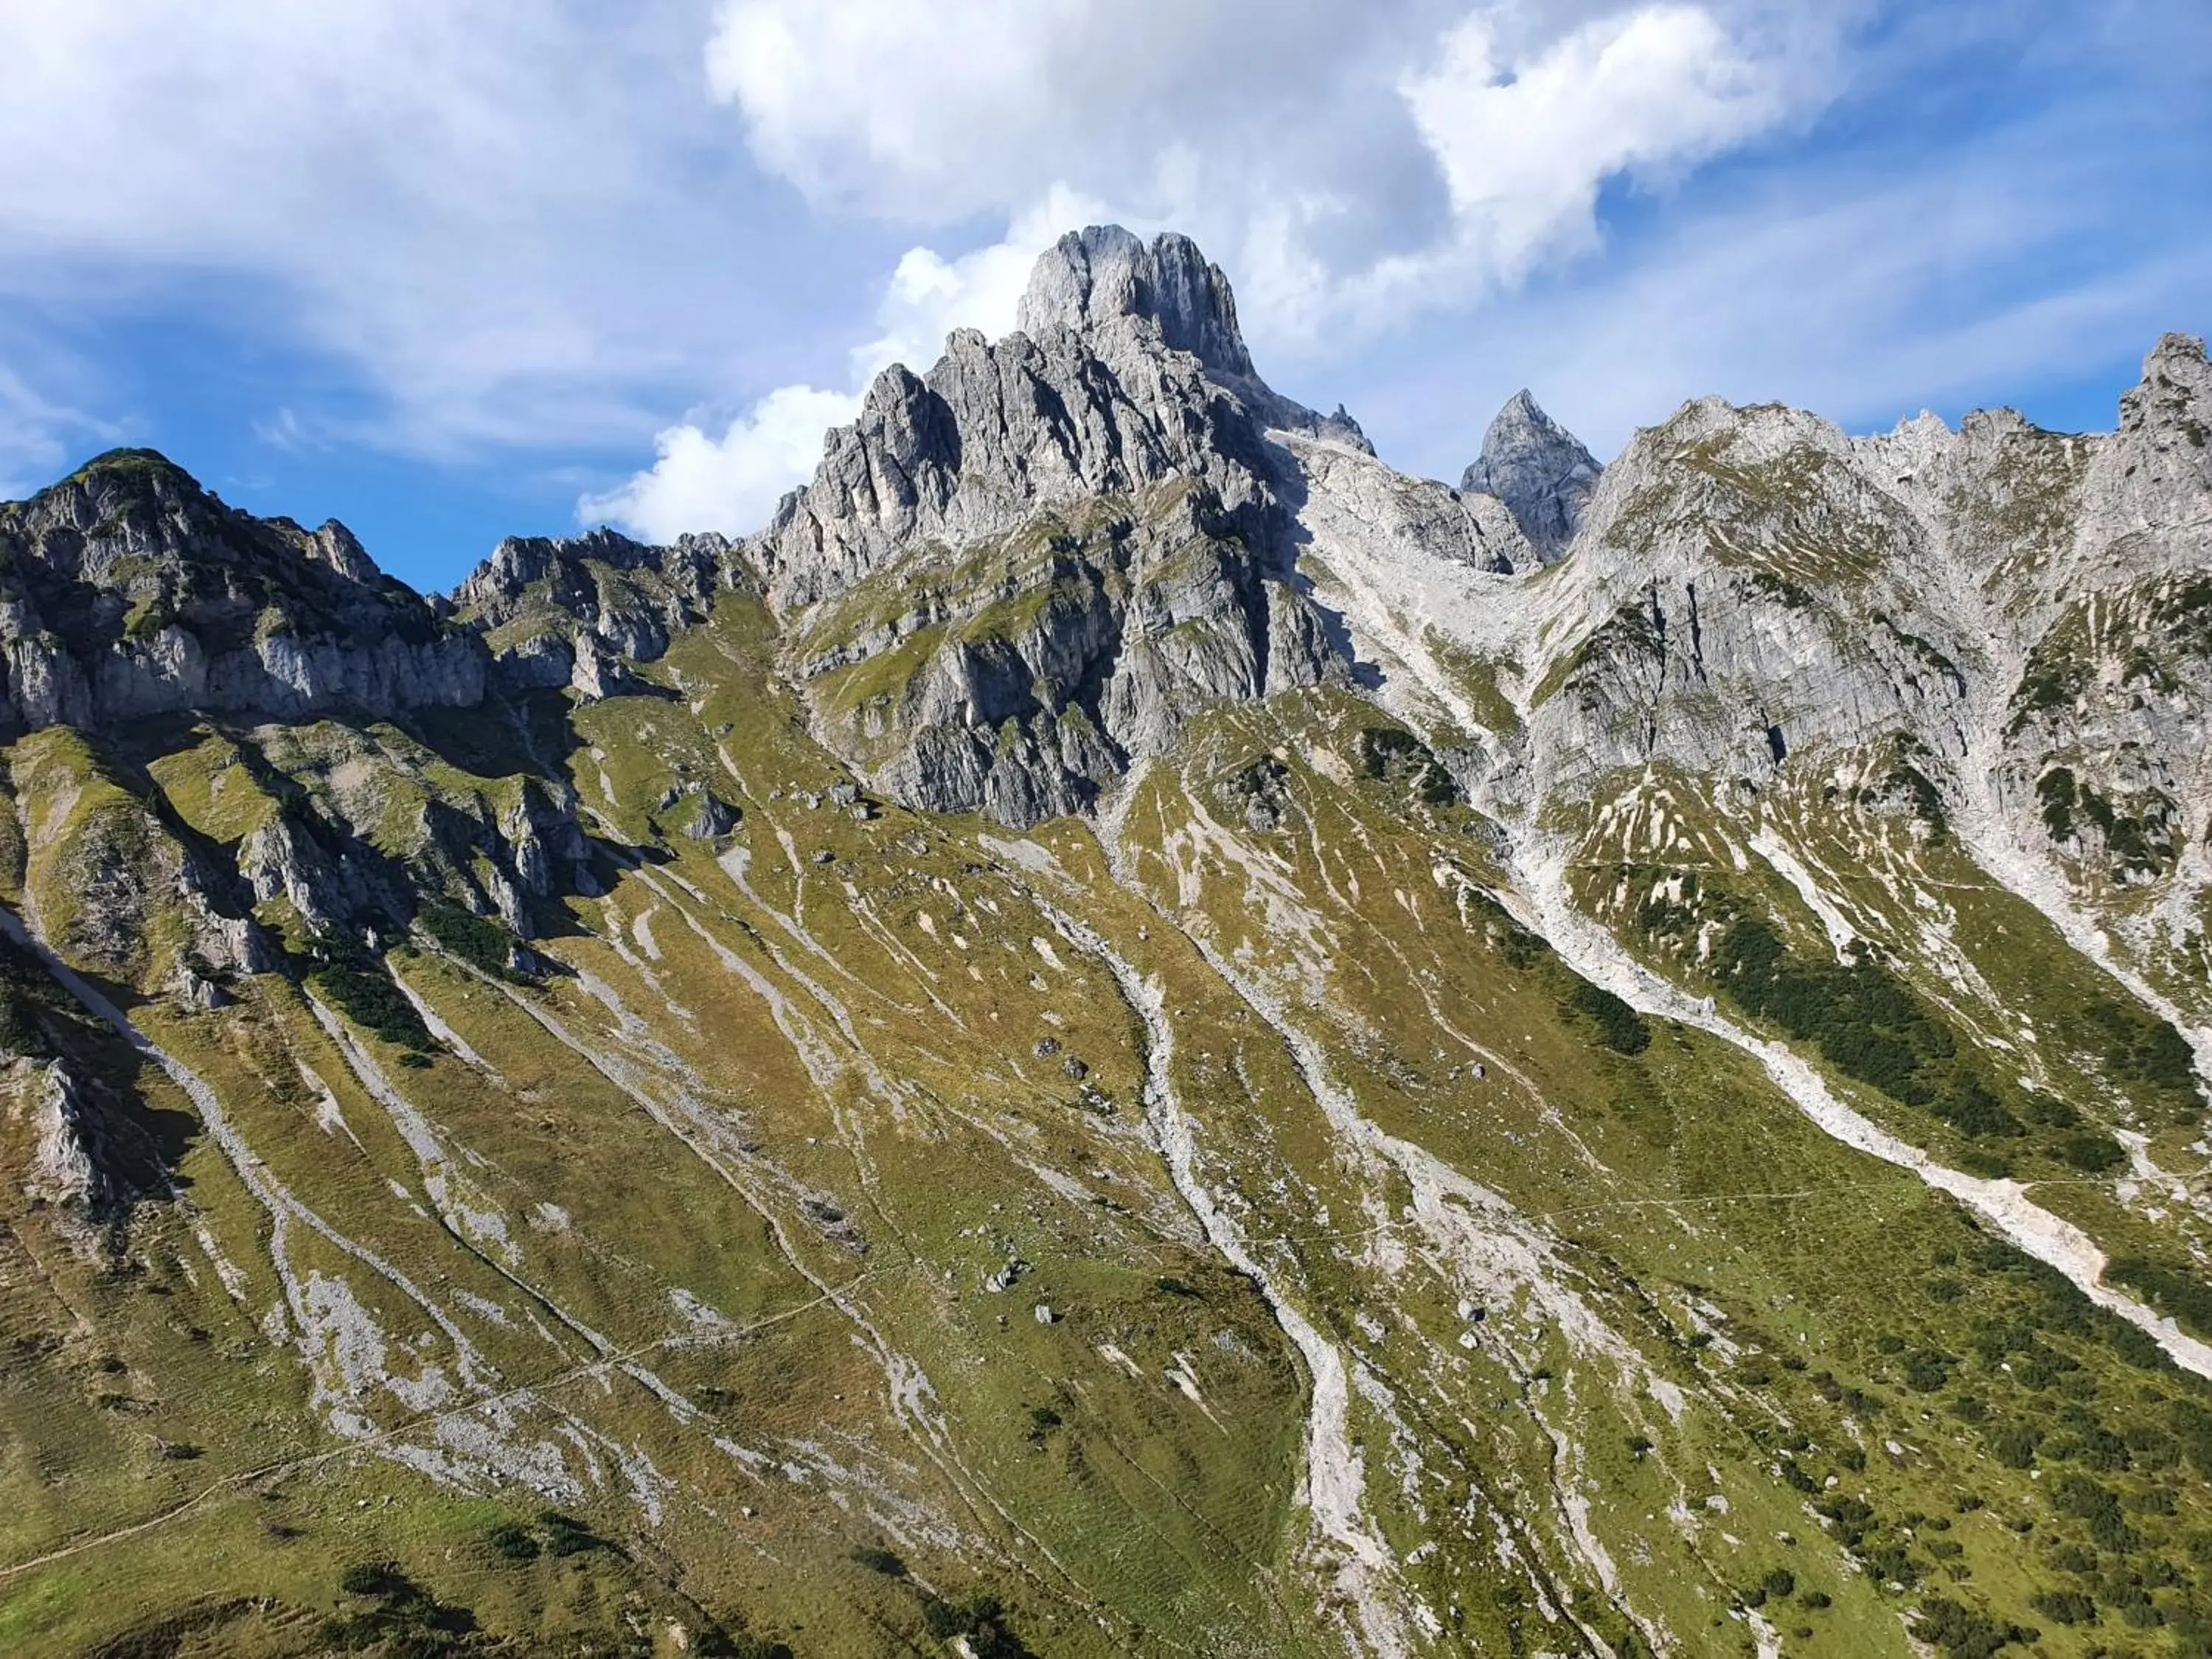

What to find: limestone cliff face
left=754, top=226, right=1368, bottom=824
left=1513, top=394, right=1977, bottom=797
left=797, top=479, right=1341, bottom=824
left=1283, top=320, right=2212, bottom=1024
left=0, top=451, right=485, bottom=734
left=453, top=526, right=730, bottom=700
left=24, top=1062, right=121, bottom=1253
left=0, top=456, right=624, bottom=978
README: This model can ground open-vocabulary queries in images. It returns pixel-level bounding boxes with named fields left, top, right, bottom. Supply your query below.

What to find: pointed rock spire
left=1016, top=226, right=1255, bottom=380
left=2119, top=332, right=2211, bottom=439
left=1460, top=390, right=1602, bottom=563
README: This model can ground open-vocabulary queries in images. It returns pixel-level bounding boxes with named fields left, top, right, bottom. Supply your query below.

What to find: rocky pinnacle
left=1460, top=389, right=1604, bottom=563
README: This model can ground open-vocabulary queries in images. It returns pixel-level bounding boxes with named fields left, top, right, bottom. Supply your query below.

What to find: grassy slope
left=0, top=591, right=2206, bottom=1655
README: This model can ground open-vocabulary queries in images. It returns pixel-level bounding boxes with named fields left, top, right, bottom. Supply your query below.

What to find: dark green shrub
left=1902, top=1351, right=1953, bottom=1393
left=2022, top=1093, right=2079, bottom=1128
left=536, top=1509, right=599, bottom=1557
left=0, top=985, right=49, bottom=1056
left=2028, top=1590, right=2096, bottom=1626
left=419, top=903, right=528, bottom=981
left=2109, top=1256, right=2212, bottom=1341
left=2087, top=998, right=2199, bottom=1100
left=1708, top=918, right=2021, bottom=1134
left=309, top=964, right=434, bottom=1052
left=338, top=1562, right=406, bottom=1598
left=1911, top=1595, right=2037, bottom=1659
left=1565, top=981, right=1650, bottom=1054
left=1355, top=726, right=1459, bottom=806
left=2060, top=1135, right=2126, bottom=1173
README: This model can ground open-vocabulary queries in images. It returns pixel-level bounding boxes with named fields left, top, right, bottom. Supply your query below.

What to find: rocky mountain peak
left=1011, top=225, right=1371, bottom=454
left=2070, top=330, right=2212, bottom=566
left=2121, top=331, right=2211, bottom=437
left=1016, top=225, right=1256, bottom=380
left=453, top=524, right=728, bottom=703
left=0, top=447, right=484, bottom=734
left=11, top=448, right=407, bottom=607
left=456, top=526, right=671, bottom=614
left=1459, top=389, right=1603, bottom=563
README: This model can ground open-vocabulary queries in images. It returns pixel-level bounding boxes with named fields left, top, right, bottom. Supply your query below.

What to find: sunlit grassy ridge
left=0, top=572, right=2204, bottom=1658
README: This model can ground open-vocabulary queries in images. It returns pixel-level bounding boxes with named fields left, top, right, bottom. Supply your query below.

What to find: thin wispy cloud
left=0, top=3, right=786, bottom=455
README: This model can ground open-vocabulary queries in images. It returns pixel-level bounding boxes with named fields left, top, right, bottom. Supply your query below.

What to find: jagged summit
left=38, top=448, right=389, bottom=589
left=751, top=223, right=1374, bottom=617
left=453, top=524, right=727, bottom=701
left=0, top=445, right=481, bottom=733
left=2121, top=330, right=2211, bottom=437
left=1012, top=224, right=1371, bottom=451
left=1459, top=389, right=1602, bottom=563
left=1017, top=226, right=1257, bottom=381
left=723, top=225, right=1408, bottom=822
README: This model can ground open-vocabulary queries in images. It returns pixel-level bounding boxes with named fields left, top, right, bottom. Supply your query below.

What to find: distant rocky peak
left=0, top=446, right=486, bottom=734
left=50, top=446, right=200, bottom=507
left=297, top=519, right=380, bottom=585
left=1017, top=225, right=1256, bottom=380
left=2121, top=331, right=2211, bottom=438
left=456, top=526, right=669, bottom=613
left=18, top=449, right=396, bottom=595
left=1460, top=390, right=1603, bottom=563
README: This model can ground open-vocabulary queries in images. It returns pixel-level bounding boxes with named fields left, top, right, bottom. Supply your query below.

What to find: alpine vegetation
left=1, top=226, right=2210, bottom=1658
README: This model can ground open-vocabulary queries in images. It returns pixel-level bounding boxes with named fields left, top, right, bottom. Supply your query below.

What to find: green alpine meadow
left=1, top=227, right=2210, bottom=1658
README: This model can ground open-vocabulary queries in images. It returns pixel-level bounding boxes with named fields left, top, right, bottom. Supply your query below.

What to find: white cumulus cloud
left=1402, top=6, right=1798, bottom=285
left=703, top=0, right=1845, bottom=335
left=578, top=384, right=859, bottom=545
left=607, top=0, right=1845, bottom=538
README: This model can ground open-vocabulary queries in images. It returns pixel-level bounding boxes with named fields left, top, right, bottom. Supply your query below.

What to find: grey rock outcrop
left=749, top=317, right=1281, bottom=615
left=750, top=226, right=1371, bottom=618
left=1515, top=394, right=1974, bottom=795
left=1018, top=226, right=1374, bottom=453
left=455, top=525, right=729, bottom=695
left=25, top=1062, right=122, bottom=1251
left=0, top=451, right=485, bottom=735
left=1461, top=391, right=1603, bottom=563
left=807, top=481, right=1340, bottom=824
left=1018, top=226, right=1257, bottom=383
left=755, top=226, right=1368, bottom=824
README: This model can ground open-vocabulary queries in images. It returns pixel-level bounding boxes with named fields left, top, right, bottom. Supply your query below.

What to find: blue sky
left=1, top=0, right=2206, bottom=594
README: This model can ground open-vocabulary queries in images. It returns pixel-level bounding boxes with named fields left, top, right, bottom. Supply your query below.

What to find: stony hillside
left=0, top=226, right=2208, bottom=1659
